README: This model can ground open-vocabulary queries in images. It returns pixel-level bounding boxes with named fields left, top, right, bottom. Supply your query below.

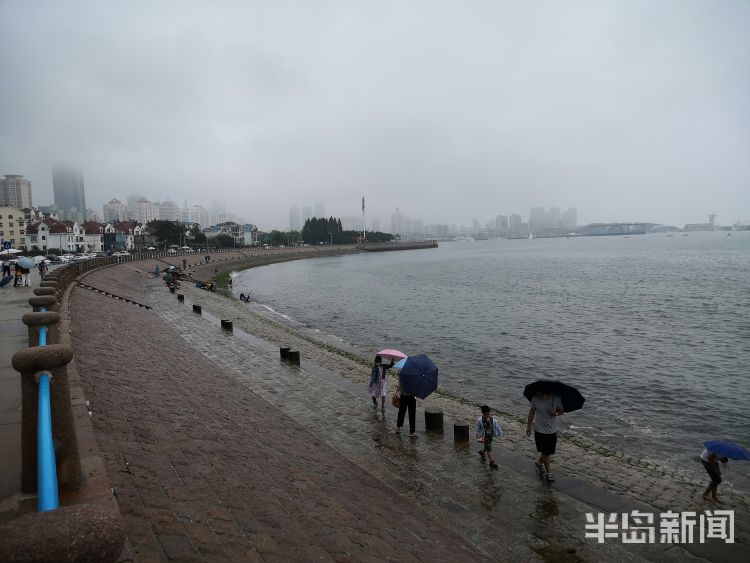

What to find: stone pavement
left=70, top=266, right=484, bottom=562
left=69, top=262, right=747, bottom=562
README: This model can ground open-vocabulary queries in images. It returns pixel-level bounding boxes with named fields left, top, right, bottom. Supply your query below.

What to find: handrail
left=36, top=309, right=59, bottom=511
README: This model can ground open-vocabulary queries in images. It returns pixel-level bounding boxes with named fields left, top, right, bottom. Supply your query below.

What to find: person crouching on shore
left=701, top=448, right=728, bottom=503
left=476, top=405, right=502, bottom=470
left=368, top=355, right=394, bottom=409
left=526, top=384, right=564, bottom=482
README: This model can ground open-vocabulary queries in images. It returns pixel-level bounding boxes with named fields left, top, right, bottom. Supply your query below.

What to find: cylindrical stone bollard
left=169, top=286, right=175, bottom=293
left=288, top=350, right=300, bottom=365
left=453, top=423, right=470, bottom=443
left=279, top=346, right=291, bottom=359
left=221, top=320, right=233, bottom=331
left=193, top=304, right=202, bottom=314
left=177, top=294, right=185, bottom=302
left=425, top=408, right=444, bottom=432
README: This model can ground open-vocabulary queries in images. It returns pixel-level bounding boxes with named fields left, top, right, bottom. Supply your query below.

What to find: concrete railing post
left=12, top=344, right=80, bottom=494
left=23, top=312, right=61, bottom=347
left=288, top=350, right=300, bottom=365
left=221, top=320, right=233, bottom=331
left=280, top=347, right=290, bottom=359
left=193, top=304, right=202, bottom=314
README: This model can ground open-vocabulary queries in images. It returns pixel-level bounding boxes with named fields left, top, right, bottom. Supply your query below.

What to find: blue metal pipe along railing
left=36, top=315, right=59, bottom=511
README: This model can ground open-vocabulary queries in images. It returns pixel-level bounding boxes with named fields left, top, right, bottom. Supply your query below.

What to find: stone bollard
left=280, top=346, right=291, bottom=359
left=12, top=344, right=80, bottom=494
left=193, top=304, right=202, bottom=314
left=453, top=423, right=470, bottom=443
left=425, top=408, right=444, bottom=433
left=221, top=320, right=233, bottom=331
left=177, top=294, right=184, bottom=302
left=29, top=295, right=58, bottom=313
left=22, top=312, right=61, bottom=347
left=169, top=286, right=175, bottom=293
left=288, top=350, right=301, bottom=365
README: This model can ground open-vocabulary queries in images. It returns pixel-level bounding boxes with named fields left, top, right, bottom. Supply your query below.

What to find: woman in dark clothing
left=396, top=372, right=418, bottom=437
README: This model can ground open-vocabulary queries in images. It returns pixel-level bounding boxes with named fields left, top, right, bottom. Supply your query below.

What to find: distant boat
left=666, top=234, right=674, bottom=237
left=727, top=232, right=732, bottom=236
left=681, top=234, right=689, bottom=236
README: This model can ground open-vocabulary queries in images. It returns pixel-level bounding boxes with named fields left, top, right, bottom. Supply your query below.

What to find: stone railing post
left=12, top=344, right=81, bottom=494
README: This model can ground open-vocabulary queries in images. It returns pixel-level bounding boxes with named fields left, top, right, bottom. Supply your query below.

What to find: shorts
left=534, top=431, right=557, bottom=456
left=482, top=438, right=493, bottom=453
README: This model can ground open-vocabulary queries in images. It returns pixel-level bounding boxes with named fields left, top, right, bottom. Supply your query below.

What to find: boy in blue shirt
left=476, top=405, right=503, bottom=470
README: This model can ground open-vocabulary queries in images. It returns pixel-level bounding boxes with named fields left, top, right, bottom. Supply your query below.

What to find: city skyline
left=1, top=2, right=748, bottom=231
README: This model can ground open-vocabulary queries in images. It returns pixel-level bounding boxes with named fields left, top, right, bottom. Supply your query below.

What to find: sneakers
left=545, top=473, right=555, bottom=482
left=535, top=462, right=545, bottom=474
left=489, top=462, right=499, bottom=470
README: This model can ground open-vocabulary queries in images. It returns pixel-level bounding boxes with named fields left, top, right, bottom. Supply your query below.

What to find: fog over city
left=1, top=0, right=748, bottom=230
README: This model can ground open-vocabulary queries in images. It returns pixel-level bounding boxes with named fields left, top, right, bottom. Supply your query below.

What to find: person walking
left=20, top=266, right=31, bottom=286
left=13, top=263, right=22, bottom=287
left=395, top=371, right=418, bottom=437
left=526, top=383, right=564, bottom=482
left=1, top=260, right=10, bottom=277
left=38, top=260, right=48, bottom=279
left=476, top=405, right=503, bottom=470
left=368, top=355, right=394, bottom=409
left=701, top=448, right=728, bottom=503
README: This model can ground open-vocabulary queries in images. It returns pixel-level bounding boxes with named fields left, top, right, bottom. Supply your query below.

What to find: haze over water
left=236, top=232, right=750, bottom=491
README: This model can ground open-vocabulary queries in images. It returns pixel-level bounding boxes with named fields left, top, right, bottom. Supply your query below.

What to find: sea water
left=236, top=231, right=750, bottom=491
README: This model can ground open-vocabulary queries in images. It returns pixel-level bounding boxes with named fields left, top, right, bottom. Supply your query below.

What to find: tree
left=215, top=234, right=234, bottom=248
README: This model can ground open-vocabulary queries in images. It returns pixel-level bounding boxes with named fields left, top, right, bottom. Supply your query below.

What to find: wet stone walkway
left=69, top=264, right=745, bottom=562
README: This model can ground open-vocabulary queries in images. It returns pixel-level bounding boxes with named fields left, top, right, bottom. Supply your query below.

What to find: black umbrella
left=523, top=380, right=585, bottom=413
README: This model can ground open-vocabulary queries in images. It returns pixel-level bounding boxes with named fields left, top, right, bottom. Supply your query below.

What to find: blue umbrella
left=16, top=257, right=35, bottom=269
left=393, top=358, right=406, bottom=369
left=703, top=440, right=750, bottom=461
left=397, top=354, right=438, bottom=399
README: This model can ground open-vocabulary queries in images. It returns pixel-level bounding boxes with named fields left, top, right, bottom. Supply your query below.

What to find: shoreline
left=172, top=264, right=750, bottom=519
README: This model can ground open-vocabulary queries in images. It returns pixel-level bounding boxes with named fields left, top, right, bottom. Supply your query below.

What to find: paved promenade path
left=69, top=261, right=745, bottom=562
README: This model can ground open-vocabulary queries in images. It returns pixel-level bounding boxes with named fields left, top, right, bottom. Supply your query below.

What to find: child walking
left=476, top=405, right=503, bottom=470
left=368, top=355, right=394, bottom=409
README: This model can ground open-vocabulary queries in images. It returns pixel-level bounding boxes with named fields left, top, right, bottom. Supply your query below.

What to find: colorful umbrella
left=523, top=380, right=585, bottom=413
left=703, top=440, right=750, bottom=461
left=376, top=349, right=407, bottom=362
left=397, top=354, right=438, bottom=399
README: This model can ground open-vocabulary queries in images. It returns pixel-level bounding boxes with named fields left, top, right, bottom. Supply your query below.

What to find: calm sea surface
left=235, top=232, right=750, bottom=491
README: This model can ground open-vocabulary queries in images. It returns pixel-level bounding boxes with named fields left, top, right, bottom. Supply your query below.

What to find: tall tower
left=0, top=175, right=33, bottom=209
left=52, top=167, right=86, bottom=222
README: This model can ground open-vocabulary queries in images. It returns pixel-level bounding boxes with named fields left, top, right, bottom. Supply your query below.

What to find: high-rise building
left=52, top=167, right=86, bottom=222
left=509, top=214, right=523, bottom=233
left=301, top=205, right=313, bottom=224
left=0, top=175, right=33, bottom=209
left=158, top=200, right=180, bottom=221
left=561, top=208, right=577, bottom=229
left=371, top=218, right=381, bottom=232
left=314, top=202, right=325, bottom=218
left=103, top=199, right=127, bottom=223
left=134, top=198, right=158, bottom=224
left=496, top=215, right=509, bottom=229
left=289, top=205, right=301, bottom=231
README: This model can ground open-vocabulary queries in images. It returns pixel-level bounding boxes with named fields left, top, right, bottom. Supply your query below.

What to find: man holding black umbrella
left=526, top=383, right=564, bottom=482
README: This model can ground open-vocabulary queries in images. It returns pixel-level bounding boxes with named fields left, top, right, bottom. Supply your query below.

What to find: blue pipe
left=36, top=312, right=59, bottom=511
left=37, top=373, right=58, bottom=511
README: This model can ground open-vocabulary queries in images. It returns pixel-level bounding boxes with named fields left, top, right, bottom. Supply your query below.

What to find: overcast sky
left=1, top=0, right=748, bottom=229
